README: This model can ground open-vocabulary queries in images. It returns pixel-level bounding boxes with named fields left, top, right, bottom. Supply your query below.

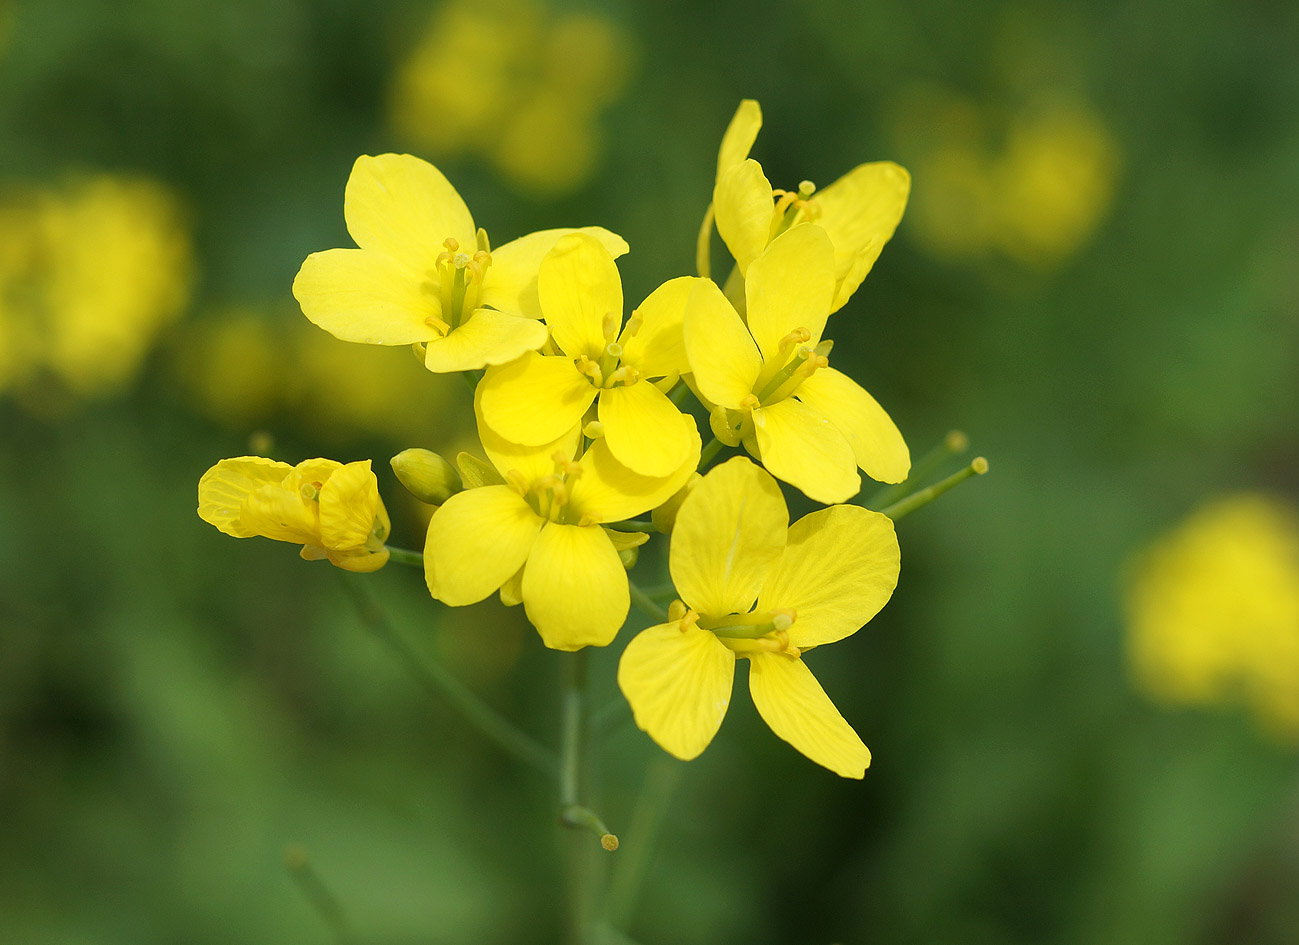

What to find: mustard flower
left=712, top=99, right=910, bottom=313
left=423, top=391, right=700, bottom=650
left=478, top=232, right=697, bottom=477
left=617, top=457, right=899, bottom=778
left=685, top=223, right=909, bottom=503
left=293, top=153, right=627, bottom=373
left=198, top=457, right=391, bottom=572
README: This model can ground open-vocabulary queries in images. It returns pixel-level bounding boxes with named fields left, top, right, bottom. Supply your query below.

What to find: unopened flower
left=198, top=457, right=391, bottom=572
left=293, top=153, right=627, bottom=373
left=618, top=457, right=899, bottom=777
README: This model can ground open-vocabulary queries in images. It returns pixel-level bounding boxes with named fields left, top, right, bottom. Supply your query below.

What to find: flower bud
left=390, top=449, right=463, bottom=505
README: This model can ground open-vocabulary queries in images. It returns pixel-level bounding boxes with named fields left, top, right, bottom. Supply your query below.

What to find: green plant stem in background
left=628, top=580, right=668, bottom=623
left=336, top=575, right=559, bottom=779
left=866, top=429, right=969, bottom=509
left=384, top=545, right=424, bottom=567
left=698, top=437, right=724, bottom=469
left=605, top=755, right=684, bottom=931
left=284, top=844, right=357, bottom=945
left=879, top=457, right=989, bottom=522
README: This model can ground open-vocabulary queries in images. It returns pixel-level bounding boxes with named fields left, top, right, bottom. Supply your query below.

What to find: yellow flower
left=685, top=223, right=909, bottom=503
left=424, top=390, right=699, bottom=650
left=478, top=233, right=698, bottom=477
left=1126, top=494, right=1299, bottom=740
left=292, top=153, right=628, bottom=374
left=711, top=99, right=910, bottom=313
left=198, top=457, right=391, bottom=572
left=617, top=457, right=899, bottom=778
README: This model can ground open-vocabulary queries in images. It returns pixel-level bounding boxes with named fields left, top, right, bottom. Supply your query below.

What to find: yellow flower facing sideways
left=424, top=390, right=699, bottom=650
left=686, top=223, right=909, bottom=503
left=711, top=99, right=910, bottom=313
left=618, top=457, right=900, bottom=778
left=293, top=153, right=627, bottom=373
left=198, top=457, right=391, bottom=572
left=478, top=233, right=698, bottom=477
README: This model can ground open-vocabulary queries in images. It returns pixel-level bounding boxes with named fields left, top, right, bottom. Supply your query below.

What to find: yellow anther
left=574, top=356, right=603, bottom=386
left=577, top=512, right=600, bottom=528
left=435, top=250, right=453, bottom=267
left=505, top=469, right=530, bottom=495
left=442, top=237, right=460, bottom=253
left=796, top=353, right=828, bottom=378
left=604, top=366, right=639, bottom=388
left=779, top=327, right=812, bottom=350
left=619, top=311, right=643, bottom=343
left=423, top=313, right=451, bottom=335
left=601, top=311, right=620, bottom=343
left=740, top=394, right=760, bottom=410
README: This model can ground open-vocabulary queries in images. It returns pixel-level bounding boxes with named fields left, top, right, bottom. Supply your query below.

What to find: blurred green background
left=3, top=0, right=1299, bottom=942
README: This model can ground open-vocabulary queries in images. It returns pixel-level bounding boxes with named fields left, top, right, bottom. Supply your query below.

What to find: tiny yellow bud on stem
left=878, top=456, right=989, bottom=522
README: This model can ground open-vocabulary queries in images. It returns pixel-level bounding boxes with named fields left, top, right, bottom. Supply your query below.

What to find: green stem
left=866, top=429, right=969, bottom=510
left=384, top=545, right=424, bottom=567
left=283, top=844, right=357, bottom=945
left=336, top=575, right=559, bottom=779
left=878, top=457, right=988, bottom=521
left=606, top=756, right=684, bottom=930
left=628, top=580, right=669, bottom=623
left=669, top=380, right=693, bottom=407
left=698, top=437, right=724, bottom=470
left=605, top=520, right=656, bottom=534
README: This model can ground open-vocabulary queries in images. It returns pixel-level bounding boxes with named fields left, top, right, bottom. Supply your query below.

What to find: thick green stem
left=878, top=457, right=989, bottom=521
left=383, top=545, right=424, bottom=567
left=336, top=575, right=558, bottom=779
left=698, top=437, right=724, bottom=470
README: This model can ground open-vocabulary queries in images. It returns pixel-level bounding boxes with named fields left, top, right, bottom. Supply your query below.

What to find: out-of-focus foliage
left=3, top=0, right=1299, bottom=943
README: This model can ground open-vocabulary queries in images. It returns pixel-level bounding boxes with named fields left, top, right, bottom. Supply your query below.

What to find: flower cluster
left=198, top=100, right=952, bottom=777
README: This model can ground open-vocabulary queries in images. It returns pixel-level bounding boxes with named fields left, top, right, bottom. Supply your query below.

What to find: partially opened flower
left=685, top=223, right=909, bottom=503
left=424, top=390, right=699, bottom=650
left=198, top=457, right=390, bottom=572
left=293, top=153, right=627, bottom=373
left=711, top=99, right=910, bottom=313
left=617, top=457, right=899, bottom=778
left=478, top=233, right=697, bottom=477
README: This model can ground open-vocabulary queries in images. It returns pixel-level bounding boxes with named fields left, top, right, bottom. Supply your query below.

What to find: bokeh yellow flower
left=618, top=457, right=900, bottom=777
left=293, top=153, right=627, bottom=374
left=0, top=174, right=192, bottom=408
left=1126, top=494, right=1299, bottom=740
left=198, top=457, right=391, bottom=572
left=388, top=0, right=633, bottom=195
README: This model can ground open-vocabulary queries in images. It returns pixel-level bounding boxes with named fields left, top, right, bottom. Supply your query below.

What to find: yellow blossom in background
left=1126, top=494, right=1299, bottom=740
left=388, top=0, right=633, bottom=196
left=293, top=153, right=627, bottom=374
left=198, top=457, right=391, bottom=572
left=0, top=175, right=192, bottom=408
left=423, top=390, right=698, bottom=651
left=618, top=457, right=900, bottom=777
left=685, top=224, right=909, bottom=503
left=710, top=99, right=910, bottom=313
left=478, top=233, right=698, bottom=477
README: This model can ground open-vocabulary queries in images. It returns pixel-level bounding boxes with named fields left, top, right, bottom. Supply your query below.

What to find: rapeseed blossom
left=710, top=99, right=910, bottom=313
left=686, top=224, right=909, bottom=502
left=424, top=392, right=698, bottom=650
left=1126, top=494, right=1299, bottom=740
left=293, top=153, right=627, bottom=374
left=198, top=457, right=391, bottom=572
left=618, top=457, right=900, bottom=777
left=478, top=233, right=697, bottom=477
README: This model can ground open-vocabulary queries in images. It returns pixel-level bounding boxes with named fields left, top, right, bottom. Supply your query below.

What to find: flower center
left=508, top=450, right=590, bottom=525
left=425, top=235, right=493, bottom=335
left=681, top=606, right=801, bottom=657
left=770, top=179, right=820, bottom=239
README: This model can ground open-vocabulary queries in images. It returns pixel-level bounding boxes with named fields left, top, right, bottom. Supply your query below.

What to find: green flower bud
left=390, top=449, right=463, bottom=505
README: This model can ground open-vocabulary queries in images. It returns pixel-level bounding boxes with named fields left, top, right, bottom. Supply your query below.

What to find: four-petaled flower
left=686, top=223, right=909, bottom=503
left=198, top=456, right=391, bottom=571
left=293, top=153, right=627, bottom=373
left=617, top=457, right=900, bottom=778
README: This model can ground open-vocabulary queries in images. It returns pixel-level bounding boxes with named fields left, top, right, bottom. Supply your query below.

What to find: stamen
left=505, top=469, right=530, bottom=495
left=601, top=311, right=620, bottom=343
left=740, top=393, right=760, bottom=411
left=574, top=356, right=603, bottom=386
left=618, top=311, right=643, bottom=344
left=668, top=600, right=688, bottom=622
left=442, top=237, right=460, bottom=253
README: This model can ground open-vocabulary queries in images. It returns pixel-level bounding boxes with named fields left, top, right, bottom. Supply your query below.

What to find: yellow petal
left=713, top=159, right=774, bottom=274
left=716, top=99, right=763, bottom=180
left=522, top=523, right=628, bottom=650
left=198, top=456, right=293, bottom=537
left=597, top=382, right=693, bottom=477
left=318, top=460, right=381, bottom=550
left=669, top=456, right=787, bottom=615
left=752, top=399, right=860, bottom=504
left=747, top=653, right=870, bottom=778
left=810, top=162, right=910, bottom=313
left=537, top=232, right=623, bottom=361
left=618, top=622, right=736, bottom=760
left=294, top=249, right=439, bottom=345
left=745, top=224, right=836, bottom=360
left=474, top=380, right=582, bottom=485
left=499, top=566, right=524, bottom=607
left=757, top=505, right=900, bottom=648
left=343, top=154, right=475, bottom=272
left=424, top=485, right=542, bottom=605
left=481, top=226, right=629, bottom=319
left=567, top=418, right=700, bottom=524
left=795, top=367, right=910, bottom=483
left=620, top=276, right=693, bottom=378
left=241, top=482, right=319, bottom=545
left=683, top=278, right=761, bottom=409
left=423, top=307, right=548, bottom=373
left=328, top=545, right=390, bottom=573
left=478, top=350, right=597, bottom=446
